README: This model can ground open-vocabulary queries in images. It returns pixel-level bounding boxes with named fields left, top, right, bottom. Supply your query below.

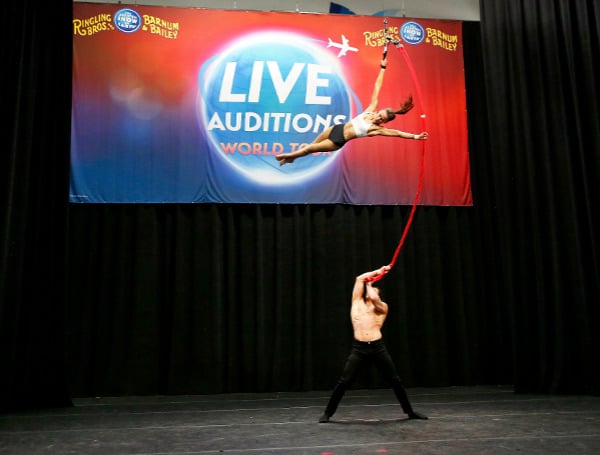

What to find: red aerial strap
left=366, top=21, right=427, bottom=284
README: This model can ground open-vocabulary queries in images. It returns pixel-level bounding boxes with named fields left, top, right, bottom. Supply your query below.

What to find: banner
left=71, top=3, right=472, bottom=205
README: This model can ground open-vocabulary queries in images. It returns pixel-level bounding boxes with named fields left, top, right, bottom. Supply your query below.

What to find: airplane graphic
left=327, top=34, right=359, bottom=57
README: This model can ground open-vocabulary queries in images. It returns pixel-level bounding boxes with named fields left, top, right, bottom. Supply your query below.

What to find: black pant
left=323, top=338, right=414, bottom=418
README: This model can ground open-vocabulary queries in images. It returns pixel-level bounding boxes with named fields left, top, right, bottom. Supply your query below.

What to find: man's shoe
left=408, top=411, right=428, bottom=420
left=319, top=413, right=330, bottom=423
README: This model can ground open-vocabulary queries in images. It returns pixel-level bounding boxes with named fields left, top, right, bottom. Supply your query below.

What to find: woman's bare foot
left=276, top=154, right=295, bottom=166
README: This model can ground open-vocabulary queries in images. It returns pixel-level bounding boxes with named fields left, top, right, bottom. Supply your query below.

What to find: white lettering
left=207, top=112, right=349, bottom=134
left=267, top=61, right=304, bottom=103
left=218, top=61, right=333, bottom=104
left=207, top=112, right=226, bottom=130
left=244, top=112, right=262, bottom=131
left=306, top=64, right=331, bottom=105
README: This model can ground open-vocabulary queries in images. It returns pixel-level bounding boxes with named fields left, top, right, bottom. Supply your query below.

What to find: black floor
left=1, top=386, right=599, bottom=454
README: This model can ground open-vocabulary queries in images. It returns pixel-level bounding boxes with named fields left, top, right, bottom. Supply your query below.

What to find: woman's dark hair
left=385, top=95, right=414, bottom=121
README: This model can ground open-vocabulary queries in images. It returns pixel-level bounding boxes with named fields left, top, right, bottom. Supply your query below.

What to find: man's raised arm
left=352, top=265, right=390, bottom=300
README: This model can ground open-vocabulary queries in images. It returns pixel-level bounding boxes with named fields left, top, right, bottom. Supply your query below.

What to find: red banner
left=71, top=4, right=471, bottom=205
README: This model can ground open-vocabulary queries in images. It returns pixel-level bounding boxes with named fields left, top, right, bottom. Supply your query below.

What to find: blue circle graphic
left=114, top=8, right=142, bottom=33
left=400, top=21, right=425, bottom=45
left=198, top=31, right=358, bottom=185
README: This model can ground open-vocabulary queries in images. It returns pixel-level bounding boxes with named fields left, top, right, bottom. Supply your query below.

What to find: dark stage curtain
left=1, top=1, right=598, bottom=411
left=478, top=0, right=600, bottom=393
left=65, top=203, right=503, bottom=396
left=1, top=0, right=73, bottom=410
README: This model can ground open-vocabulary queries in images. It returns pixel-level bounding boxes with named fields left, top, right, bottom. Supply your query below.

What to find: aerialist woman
left=275, top=58, right=428, bottom=166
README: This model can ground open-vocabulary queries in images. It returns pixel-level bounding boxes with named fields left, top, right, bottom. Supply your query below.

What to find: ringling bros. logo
left=113, top=8, right=142, bottom=33
left=400, top=21, right=425, bottom=45
left=198, top=31, right=358, bottom=185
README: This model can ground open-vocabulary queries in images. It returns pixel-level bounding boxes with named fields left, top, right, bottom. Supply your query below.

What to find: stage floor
left=1, top=385, right=599, bottom=454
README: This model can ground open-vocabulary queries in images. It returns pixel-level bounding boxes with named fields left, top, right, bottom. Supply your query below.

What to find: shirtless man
left=318, top=265, right=428, bottom=423
left=275, top=59, right=428, bottom=166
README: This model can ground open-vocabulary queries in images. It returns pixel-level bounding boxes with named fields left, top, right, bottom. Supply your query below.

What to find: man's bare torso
left=350, top=297, right=387, bottom=342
